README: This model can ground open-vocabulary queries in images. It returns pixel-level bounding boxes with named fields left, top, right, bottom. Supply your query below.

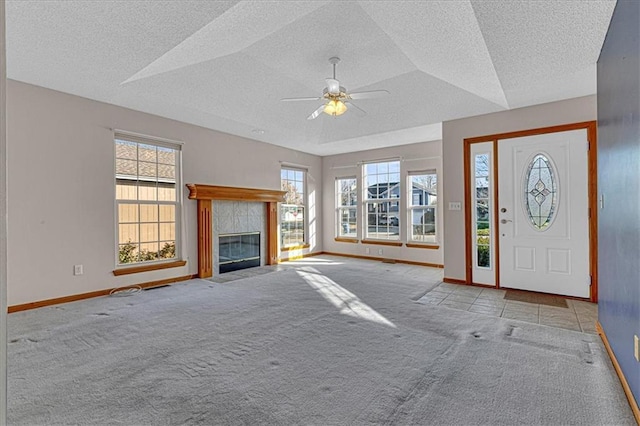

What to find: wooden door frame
left=463, top=121, right=598, bottom=302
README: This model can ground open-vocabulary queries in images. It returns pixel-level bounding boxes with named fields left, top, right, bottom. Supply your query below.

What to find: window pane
left=119, top=242, right=139, bottom=264
left=119, top=224, right=139, bottom=244
left=139, top=204, right=158, bottom=222
left=475, top=154, right=489, bottom=177
left=159, top=223, right=176, bottom=241
left=138, top=183, right=157, bottom=201
left=116, top=181, right=138, bottom=200
left=158, top=185, right=176, bottom=202
left=280, top=202, right=305, bottom=246
left=118, top=204, right=139, bottom=223
left=159, top=205, right=175, bottom=222
left=138, top=161, right=157, bottom=180
left=338, top=208, right=357, bottom=238
left=140, top=223, right=159, bottom=243
left=140, top=242, right=159, bottom=260
left=138, top=144, right=157, bottom=162
left=115, top=140, right=137, bottom=160
left=158, top=164, right=175, bottom=180
left=477, top=246, right=490, bottom=268
left=116, top=158, right=137, bottom=178
left=159, top=241, right=176, bottom=259
left=157, top=148, right=176, bottom=165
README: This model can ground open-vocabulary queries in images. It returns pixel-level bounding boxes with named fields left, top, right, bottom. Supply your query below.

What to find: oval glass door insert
left=524, top=153, right=557, bottom=231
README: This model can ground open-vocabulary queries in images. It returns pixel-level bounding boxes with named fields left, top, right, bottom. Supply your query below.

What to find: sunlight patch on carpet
left=296, top=266, right=396, bottom=328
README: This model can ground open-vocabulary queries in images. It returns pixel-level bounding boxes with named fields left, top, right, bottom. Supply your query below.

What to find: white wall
left=442, top=95, right=597, bottom=281
left=322, top=141, right=443, bottom=266
left=7, top=80, right=322, bottom=306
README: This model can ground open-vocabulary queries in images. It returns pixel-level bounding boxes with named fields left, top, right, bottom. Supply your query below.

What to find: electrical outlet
left=635, top=335, right=639, bottom=362
left=365, top=247, right=370, bottom=255
left=74, top=265, right=83, bottom=276
left=378, top=248, right=383, bottom=255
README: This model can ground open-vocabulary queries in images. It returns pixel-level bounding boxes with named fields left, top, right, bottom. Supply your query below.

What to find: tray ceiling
left=6, top=1, right=615, bottom=156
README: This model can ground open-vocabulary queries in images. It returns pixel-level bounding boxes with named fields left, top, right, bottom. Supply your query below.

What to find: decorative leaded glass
left=524, top=154, right=557, bottom=230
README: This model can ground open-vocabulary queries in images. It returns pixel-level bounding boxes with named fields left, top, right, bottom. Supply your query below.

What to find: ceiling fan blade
left=326, top=78, right=340, bottom=95
left=347, top=89, right=390, bottom=100
left=345, top=100, right=367, bottom=116
left=307, top=103, right=326, bottom=120
left=281, top=96, right=322, bottom=102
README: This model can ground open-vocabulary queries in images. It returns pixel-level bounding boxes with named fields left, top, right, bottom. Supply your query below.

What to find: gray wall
left=597, top=0, right=640, bottom=407
left=7, top=80, right=322, bottom=306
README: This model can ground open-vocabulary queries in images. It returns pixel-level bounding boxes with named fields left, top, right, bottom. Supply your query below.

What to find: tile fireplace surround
left=186, top=184, right=286, bottom=278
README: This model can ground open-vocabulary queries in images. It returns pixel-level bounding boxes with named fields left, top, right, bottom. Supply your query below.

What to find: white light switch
left=448, top=202, right=462, bottom=211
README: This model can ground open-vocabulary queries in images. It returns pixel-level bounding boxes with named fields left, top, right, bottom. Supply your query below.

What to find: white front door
left=497, top=129, right=590, bottom=298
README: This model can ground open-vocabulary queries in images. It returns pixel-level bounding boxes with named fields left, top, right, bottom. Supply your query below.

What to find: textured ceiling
left=6, top=1, right=615, bottom=156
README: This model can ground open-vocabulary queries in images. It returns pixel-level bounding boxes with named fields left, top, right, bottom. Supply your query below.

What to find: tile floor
left=417, top=282, right=598, bottom=334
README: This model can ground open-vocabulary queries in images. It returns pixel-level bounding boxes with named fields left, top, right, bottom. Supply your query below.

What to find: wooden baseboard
left=279, top=251, right=323, bottom=262
left=596, top=321, right=640, bottom=423
left=322, top=251, right=443, bottom=269
left=443, top=277, right=468, bottom=285
left=8, top=274, right=196, bottom=313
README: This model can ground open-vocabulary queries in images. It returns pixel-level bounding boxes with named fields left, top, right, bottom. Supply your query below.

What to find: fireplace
left=219, top=232, right=261, bottom=273
left=186, top=184, right=286, bottom=278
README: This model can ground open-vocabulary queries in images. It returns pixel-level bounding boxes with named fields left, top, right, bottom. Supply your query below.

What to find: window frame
left=407, top=170, right=438, bottom=244
left=114, top=131, right=183, bottom=269
left=363, top=159, right=401, bottom=241
left=280, top=166, right=307, bottom=248
left=335, top=176, right=358, bottom=239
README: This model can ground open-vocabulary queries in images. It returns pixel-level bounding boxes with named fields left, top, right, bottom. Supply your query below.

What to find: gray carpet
left=7, top=256, right=635, bottom=425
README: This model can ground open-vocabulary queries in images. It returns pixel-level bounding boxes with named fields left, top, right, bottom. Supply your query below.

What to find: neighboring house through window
left=364, top=160, right=400, bottom=240
left=408, top=171, right=438, bottom=243
left=115, top=132, right=181, bottom=265
left=281, top=167, right=305, bottom=247
left=336, top=177, right=357, bottom=238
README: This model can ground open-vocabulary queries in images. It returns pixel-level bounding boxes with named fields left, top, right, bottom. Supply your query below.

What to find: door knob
left=500, top=219, right=512, bottom=224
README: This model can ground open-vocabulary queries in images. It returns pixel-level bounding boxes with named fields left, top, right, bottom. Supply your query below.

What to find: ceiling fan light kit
left=281, top=57, right=390, bottom=120
left=324, top=99, right=347, bottom=116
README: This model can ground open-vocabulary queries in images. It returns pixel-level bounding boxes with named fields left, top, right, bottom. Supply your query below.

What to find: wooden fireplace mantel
left=186, top=184, right=286, bottom=278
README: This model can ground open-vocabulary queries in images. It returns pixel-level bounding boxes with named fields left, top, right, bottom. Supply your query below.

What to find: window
left=474, top=153, right=491, bottom=268
left=364, top=160, right=400, bottom=240
left=336, top=177, right=357, bottom=238
left=115, top=133, right=181, bottom=265
left=524, top=153, right=557, bottom=231
left=281, top=167, right=305, bottom=247
left=408, top=171, right=437, bottom=243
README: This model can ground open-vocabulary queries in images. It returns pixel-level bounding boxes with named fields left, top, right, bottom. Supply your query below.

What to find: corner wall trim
left=8, top=274, right=196, bottom=313
left=596, top=321, right=640, bottom=423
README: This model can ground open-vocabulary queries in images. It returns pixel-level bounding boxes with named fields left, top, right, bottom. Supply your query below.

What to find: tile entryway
left=417, top=282, right=598, bottom=334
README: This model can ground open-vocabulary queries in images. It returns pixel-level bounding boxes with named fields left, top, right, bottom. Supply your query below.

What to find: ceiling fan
left=281, top=57, right=390, bottom=120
